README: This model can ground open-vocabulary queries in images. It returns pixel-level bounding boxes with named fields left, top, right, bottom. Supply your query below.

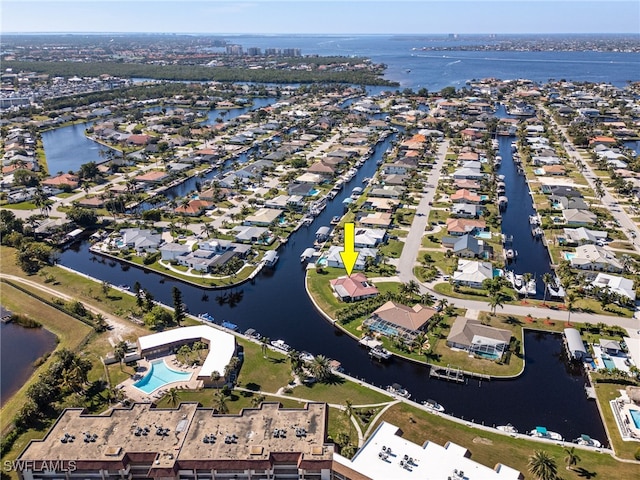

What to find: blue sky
left=2, top=1, right=639, bottom=34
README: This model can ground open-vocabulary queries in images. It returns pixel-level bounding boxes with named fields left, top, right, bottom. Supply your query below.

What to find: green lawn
left=378, top=403, right=640, bottom=479
left=379, top=239, right=404, bottom=258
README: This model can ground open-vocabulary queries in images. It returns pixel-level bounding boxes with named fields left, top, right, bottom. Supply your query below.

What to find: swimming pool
left=310, top=188, right=320, bottom=196
left=133, top=360, right=192, bottom=394
left=630, top=410, right=640, bottom=429
left=563, top=252, right=576, bottom=261
left=602, top=357, right=616, bottom=370
left=476, top=231, right=492, bottom=240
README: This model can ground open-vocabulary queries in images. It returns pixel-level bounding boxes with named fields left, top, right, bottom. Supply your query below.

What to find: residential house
left=451, top=189, right=482, bottom=204
left=324, top=245, right=378, bottom=271
left=364, top=301, right=437, bottom=341
left=443, top=234, right=485, bottom=258
left=550, top=196, right=589, bottom=211
left=354, top=228, right=387, bottom=248
left=159, top=242, right=191, bottom=261
left=446, top=218, right=487, bottom=236
left=134, top=170, right=169, bottom=184
left=561, top=209, right=598, bottom=226
left=561, top=227, right=608, bottom=246
left=368, top=185, right=405, bottom=199
left=243, top=208, right=283, bottom=227
left=307, top=161, right=335, bottom=178
left=358, top=212, right=393, bottom=228
left=451, top=203, right=482, bottom=219
left=452, top=259, right=494, bottom=288
left=42, top=173, right=79, bottom=190
left=446, top=317, right=512, bottom=358
left=175, top=199, right=213, bottom=216
left=330, top=273, right=379, bottom=302
left=383, top=159, right=418, bottom=175
left=119, top=228, right=162, bottom=253
left=288, top=183, right=316, bottom=197
left=232, top=226, right=272, bottom=244
left=570, top=245, right=623, bottom=272
left=592, top=273, right=636, bottom=301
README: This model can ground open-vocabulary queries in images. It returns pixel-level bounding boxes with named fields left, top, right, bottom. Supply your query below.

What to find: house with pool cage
left=446, top=317, right=512, bottom=360
left=362, top=301, right=438, bottom=344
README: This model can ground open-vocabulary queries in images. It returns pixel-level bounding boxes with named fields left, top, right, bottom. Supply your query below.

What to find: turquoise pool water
left=134, top=360, right=192, bottom=394
left=310, top=189, right=320, bottom=196
left=476, top=231, right=492, bottom=240
left=631, top=410, right=640, bottom=429
left=563, top=252, right=576, bottom=261
left=480, top=195, right=489, bottom=201
left=602, top=357, right=616, bottom=370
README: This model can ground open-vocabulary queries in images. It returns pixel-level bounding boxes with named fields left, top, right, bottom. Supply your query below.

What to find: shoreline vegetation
left=2, top=60, right=399, bottom=87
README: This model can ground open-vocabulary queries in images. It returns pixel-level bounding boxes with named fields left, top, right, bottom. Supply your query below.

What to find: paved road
left=396, top=139, right=449, bottom=280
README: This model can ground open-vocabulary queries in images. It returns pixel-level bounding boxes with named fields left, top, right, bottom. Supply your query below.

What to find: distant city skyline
left=2, top=1, right=639, bottom=35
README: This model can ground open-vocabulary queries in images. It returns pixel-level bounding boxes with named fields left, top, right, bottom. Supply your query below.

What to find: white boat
left=505, top=249, right=515, bottom=260
left=575, top=434, right=601, bottom=448
left=386, top=383, right=411, bottom=399
left=529, top=426, right=563, bottom=441
left=369, top=345, right=392, bottom=361
left=497, top=424, right=518, bottom=434
left=270, top=339, right=291, bottom=353
left=422, top=399, right=445, bottom=413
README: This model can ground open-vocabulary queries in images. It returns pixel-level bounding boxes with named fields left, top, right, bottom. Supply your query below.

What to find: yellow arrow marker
left=339, top=222, right=359, bottom=277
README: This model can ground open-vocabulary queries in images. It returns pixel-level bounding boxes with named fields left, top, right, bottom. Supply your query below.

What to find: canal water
left=497, top=134, right=553, bottom=298
left=52, top=123, right=606, bottom=443
left=41, top=98, right=278, bottom=175
left=0, top=322, right=58, bottom=406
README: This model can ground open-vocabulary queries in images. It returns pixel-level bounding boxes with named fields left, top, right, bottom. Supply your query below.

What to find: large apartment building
left=16, top=402, right=522, bottom=480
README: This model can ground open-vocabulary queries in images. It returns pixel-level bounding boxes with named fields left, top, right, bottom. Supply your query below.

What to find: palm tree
left=310, top=355, right=332, bottom=383
left=210, top=370, right=221, bottom=390
left=488, top=292, right=505, bottom=316
left=542, top=272, right=553, bottom=305
left=412, top=331, right=428, bottom=355
left=251, top=394, right=266, bottom=408
left=288, top=349, right=303, bottom=375
left=522, top=272, right=533, bottom=300
left=565, top=291, right=577, bottom=326
left=114, top=341, right=128, bottom=372
left=563, top=446, right=580, bottom=471
left=419, top=293, right=435, bottom=306
left=166, top=387, right=181, bottom=408
left=213, top=391, right=229, bottom=414
left=436, top=298, right=449, bottom=313
left=528, top=450, right=558, bottom=480
left=261, top=336, right=270, bottom=358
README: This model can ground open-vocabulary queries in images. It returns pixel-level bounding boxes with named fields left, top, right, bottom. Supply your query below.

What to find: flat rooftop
left=335, top=422, right=521, bottom=480
left=19, top=402, right=332, bottom=470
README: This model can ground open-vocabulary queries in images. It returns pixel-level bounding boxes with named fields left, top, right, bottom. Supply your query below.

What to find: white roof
left=593, top=273, right=636, bottom=301
left=137, top=325, right=235, bottom=379
left=453, top=260, right=493, bottom=284
left=335, top=422, right=521, bottom=480
left=623, top=337, right=640, bottom=369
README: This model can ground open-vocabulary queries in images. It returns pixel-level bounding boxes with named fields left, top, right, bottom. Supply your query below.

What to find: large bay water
left=222, top=34, right=639, bottom=90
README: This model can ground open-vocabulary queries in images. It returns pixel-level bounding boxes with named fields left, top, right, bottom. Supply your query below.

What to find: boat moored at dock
left=529, top=426, right=563, bottom=441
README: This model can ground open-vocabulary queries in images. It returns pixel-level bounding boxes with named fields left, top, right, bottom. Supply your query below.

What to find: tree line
left=4, top=61, right=398, bottom=86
